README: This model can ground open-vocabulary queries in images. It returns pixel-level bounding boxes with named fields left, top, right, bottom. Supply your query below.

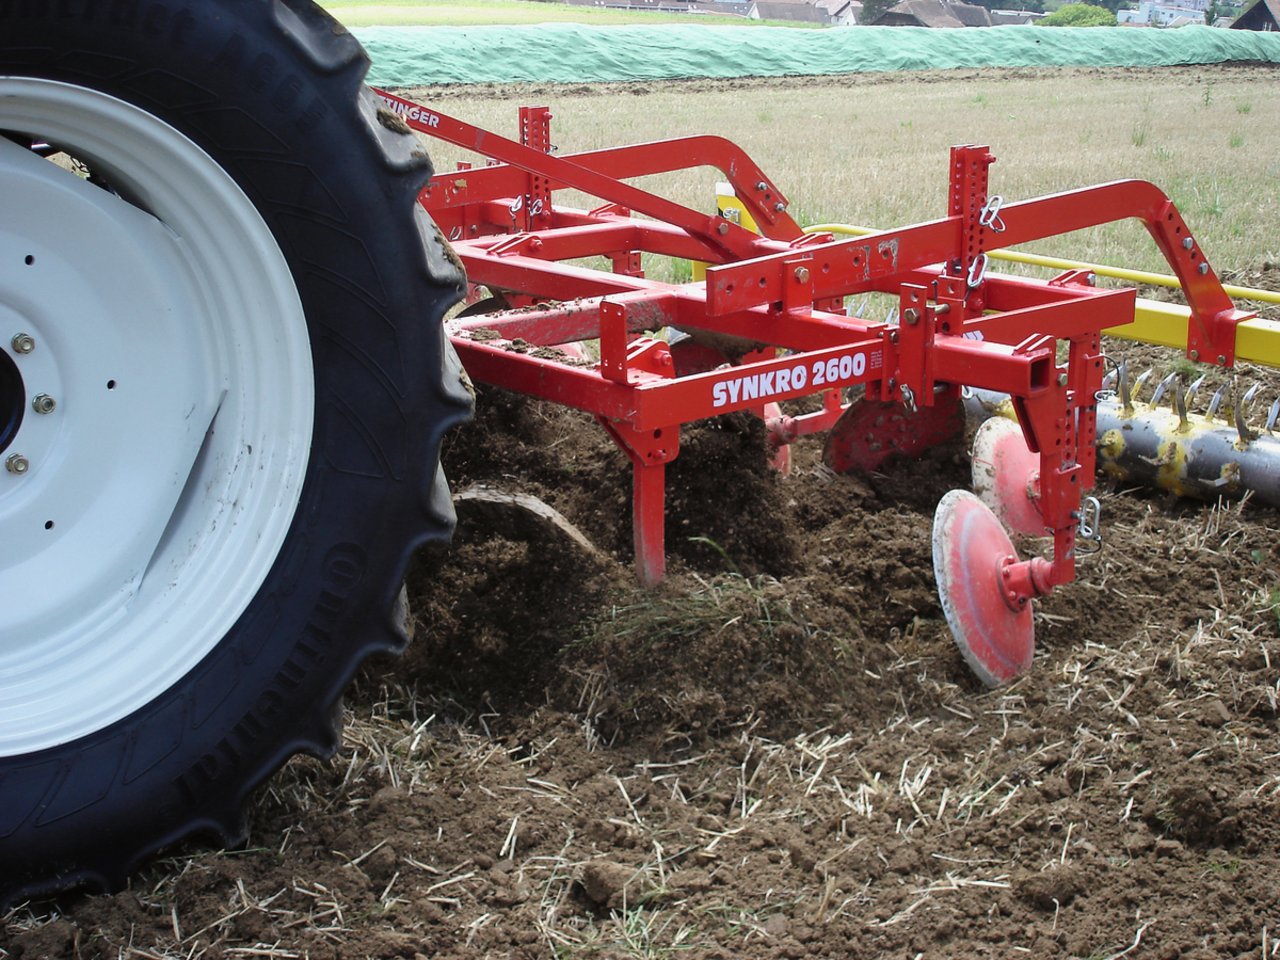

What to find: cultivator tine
left=1184, top=375, right=1206, bottom=410
left=1131, top=368, right=1155, bottom=404
left=1267, top=398, right=1280, bottom=434
left=1149, top=371, right=1178, bottom=407
left=1173, top=376, right=1188, bottom=428
left=1206, top=383, right=1229, bottom=421
left=1114, top=359, right=1134, bottom=415
left=1235, top=381, right=1262, bottom=444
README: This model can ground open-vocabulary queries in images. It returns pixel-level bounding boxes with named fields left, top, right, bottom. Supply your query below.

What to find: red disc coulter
left=971, top=416, right=1046, bottom=537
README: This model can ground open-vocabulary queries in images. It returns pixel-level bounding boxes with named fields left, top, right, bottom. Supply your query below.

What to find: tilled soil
left=6, top=74, right=1280, bottom=960
left=6, top=373, right=1279, bottom=960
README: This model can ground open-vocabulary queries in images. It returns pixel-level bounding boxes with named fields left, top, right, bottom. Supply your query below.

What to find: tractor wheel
left=0, top=0, right=471, bottom=902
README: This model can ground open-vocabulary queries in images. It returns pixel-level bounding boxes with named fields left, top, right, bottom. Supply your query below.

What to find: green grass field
left=318, top=0, right=804, bottom=27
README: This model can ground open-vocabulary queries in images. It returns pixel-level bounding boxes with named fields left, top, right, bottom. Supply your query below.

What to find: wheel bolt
left=11, top=333, right=35, bottom=355
left=6, top=454, right=30, bottom=475
left=32, top=394, right=56, bottom=414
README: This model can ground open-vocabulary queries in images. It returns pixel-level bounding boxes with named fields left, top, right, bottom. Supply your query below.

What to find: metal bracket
left=1074, top=495, right=1103, bottom=556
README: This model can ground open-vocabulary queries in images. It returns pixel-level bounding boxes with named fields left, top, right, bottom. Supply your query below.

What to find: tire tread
left=0, top=0, right=473, bottom=905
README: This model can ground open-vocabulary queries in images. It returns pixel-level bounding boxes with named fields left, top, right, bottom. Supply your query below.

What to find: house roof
left=561, top=0, right=697, bottom=8
left=692, top=0, right=756, bottom=13
left=751, top=0, right=832, bottom=21
left=1230, top=0, right=1280, bottom=27
left=990, top=7, right=1041, bottom=22
left=871, top=0, right=992, bottom=26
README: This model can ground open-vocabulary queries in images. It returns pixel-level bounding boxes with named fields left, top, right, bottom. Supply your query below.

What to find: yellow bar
left=1108, top=298, right=1189, bottom=349
left=1234, top=317, right=1280, bottom=364
left=803, top=222, right=1280, bottom=368
left=696, top=186, right=763, bottom=282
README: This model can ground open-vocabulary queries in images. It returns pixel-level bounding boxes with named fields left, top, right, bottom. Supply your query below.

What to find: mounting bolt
left=756, top=181, right=767, bottom=191
left=774, top=201, right=787, bottom=213
left=1197, top=261, right=1209, bottom=275
left=6, top=454, right=30, bottom=475
left=1189, top=349, right=1200, bottom=362
left=11, top=333, right=35, bottom=354
left=903, top=307, right=921, bottom=326
left=32, top=394, right=56, bottom=414
left=1058, top=372, right=1069, bottom=387
left=888, top=331, right=900, bottom=345
left=793, top=266, right=810, bottom=284
left=1182, top=237, right=1194, bottom=250
left=716, top=221, right=729, bottom=235
left=1217, top=354, right=1227, bottom=365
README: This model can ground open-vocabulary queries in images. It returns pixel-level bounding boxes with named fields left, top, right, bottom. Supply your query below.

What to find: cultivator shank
left=378, top=90, right=1258, bottom=685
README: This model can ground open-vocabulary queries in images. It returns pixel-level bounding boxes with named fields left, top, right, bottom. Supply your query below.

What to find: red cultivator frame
left=377, top=90, right=1254, bottom=685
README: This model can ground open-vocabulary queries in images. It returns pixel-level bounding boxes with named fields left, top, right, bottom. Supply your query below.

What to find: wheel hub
left=0, top=79, right=313, bottom=754
left=0, top=347, right=22, bottom=456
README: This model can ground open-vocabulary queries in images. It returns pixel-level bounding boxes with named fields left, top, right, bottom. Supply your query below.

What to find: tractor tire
left=0, top=0, right=471, bottom=902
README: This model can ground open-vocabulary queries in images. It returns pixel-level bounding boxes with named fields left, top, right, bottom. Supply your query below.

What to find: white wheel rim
left=0, top=80, right=314, bottom=754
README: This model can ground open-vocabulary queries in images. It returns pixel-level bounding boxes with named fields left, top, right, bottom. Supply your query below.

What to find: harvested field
left=4, top=66, right=1280, bottom=960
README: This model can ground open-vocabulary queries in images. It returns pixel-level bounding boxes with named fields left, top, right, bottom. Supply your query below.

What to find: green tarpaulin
left=354, top=23, right=1280, bottom=86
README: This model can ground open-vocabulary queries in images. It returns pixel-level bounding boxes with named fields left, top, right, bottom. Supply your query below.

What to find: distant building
left=870, top=0, right=994, bottom=26
left=691, top=0, right=757, bottom=14
left=560, top=0, right=756, bottom=13
left=1230, top=0, right=1280, bottom=28
left=560, top=0, right=858, bottom=21
left=1118, top=0, right=1208, bottom=24
left=814, top=0, right=864, bottom=23
left=560, top=0, right=700, bottom=11
left=749, top=0, right=832, bottom=21
left=989, top=7, right=1045, bottom=23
